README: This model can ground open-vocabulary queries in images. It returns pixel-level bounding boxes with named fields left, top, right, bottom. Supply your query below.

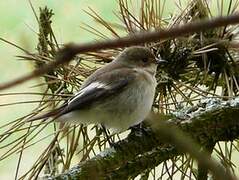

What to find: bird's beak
left=155, top=57, right=167, bottom=65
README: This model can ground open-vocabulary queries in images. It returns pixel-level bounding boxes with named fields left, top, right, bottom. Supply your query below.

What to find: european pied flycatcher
left=29, top=46, right=160, bottom=132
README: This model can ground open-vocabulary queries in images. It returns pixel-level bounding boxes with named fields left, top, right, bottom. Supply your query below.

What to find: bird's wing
left=27, top=69, right=136, bottom=121
left=27, top=68, right=136, bottom=121
left=61, top=68, right=136, bottom=114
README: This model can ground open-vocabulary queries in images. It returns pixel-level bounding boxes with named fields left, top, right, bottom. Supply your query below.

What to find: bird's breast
left=97, top=74, right=156, bottom=131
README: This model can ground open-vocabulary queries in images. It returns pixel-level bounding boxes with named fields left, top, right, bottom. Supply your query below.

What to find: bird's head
left=115, top=46, right=161, bottom=75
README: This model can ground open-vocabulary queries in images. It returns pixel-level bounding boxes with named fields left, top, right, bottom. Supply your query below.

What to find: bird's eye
left=142, top=58, right=148, bottom=63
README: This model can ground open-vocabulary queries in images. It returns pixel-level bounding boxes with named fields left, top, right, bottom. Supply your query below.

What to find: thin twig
left=1, top=13, right=239, bottom=90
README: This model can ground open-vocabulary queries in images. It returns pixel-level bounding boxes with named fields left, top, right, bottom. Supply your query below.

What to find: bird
left=28, top=46, right=160, bottom=132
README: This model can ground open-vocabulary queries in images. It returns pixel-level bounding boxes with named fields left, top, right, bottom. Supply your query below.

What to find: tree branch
left=197, top=142, right=215, bottom=180
left=1, top=13, right=239, bottom=90
left=45, top=98, right=239, bottom=180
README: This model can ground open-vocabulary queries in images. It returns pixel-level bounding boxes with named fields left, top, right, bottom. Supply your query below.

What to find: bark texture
left=46, top=98, right=239, bottom=180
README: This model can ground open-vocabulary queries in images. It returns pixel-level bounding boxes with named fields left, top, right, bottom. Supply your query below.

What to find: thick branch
left=46, top=98, right=239, bottom=180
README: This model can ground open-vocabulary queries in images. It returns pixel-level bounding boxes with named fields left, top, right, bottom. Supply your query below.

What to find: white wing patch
left=68, top=82, right=108, bottom=104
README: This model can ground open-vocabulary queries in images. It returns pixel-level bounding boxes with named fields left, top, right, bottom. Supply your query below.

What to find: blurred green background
left=0, top=1, right=119, bottom=179
left=0, top=0, right=236, bottom=179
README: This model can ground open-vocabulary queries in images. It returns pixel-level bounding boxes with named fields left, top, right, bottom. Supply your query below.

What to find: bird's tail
left=27, top=105, right=67, bottom=122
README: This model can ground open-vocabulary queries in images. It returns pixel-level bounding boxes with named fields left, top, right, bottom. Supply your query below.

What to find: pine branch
left=45, top=97, right=239, bottom=180
left=1, top=13, right=239, bottom=91
left=197, top=142, right=215, bottom=180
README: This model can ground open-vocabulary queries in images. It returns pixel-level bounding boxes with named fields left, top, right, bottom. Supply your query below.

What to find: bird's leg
left=130, top=123, right=142, bottom=133
left=100, top=124, right=114, bottom=147
left=129, top=123, right=149, bottom=136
